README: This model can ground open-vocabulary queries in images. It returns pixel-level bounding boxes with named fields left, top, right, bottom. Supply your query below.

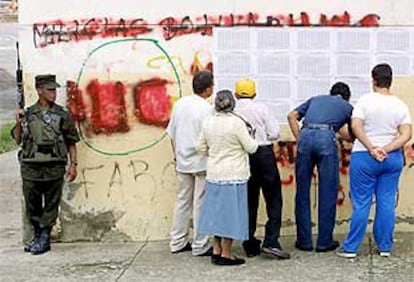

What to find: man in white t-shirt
left=336, top=63, right=412, bottom=258
left=166, top=71, right=214, bottom=256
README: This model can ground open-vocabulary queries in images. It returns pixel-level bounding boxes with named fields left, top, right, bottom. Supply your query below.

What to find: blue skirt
left=198, top=181, right=248, bottom=241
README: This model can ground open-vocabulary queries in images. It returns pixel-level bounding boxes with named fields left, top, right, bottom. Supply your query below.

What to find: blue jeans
left=295, top=128, right=339, bottom=248
left=342, top=150, right=403, bottom=253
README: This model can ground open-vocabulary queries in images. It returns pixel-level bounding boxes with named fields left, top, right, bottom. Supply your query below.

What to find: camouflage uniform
left=20, top=102, right=80, bottom=228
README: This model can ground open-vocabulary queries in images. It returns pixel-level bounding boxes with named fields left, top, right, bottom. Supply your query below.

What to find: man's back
left=235, top=99, right=279, bottom=145
left=297, top=95, right=353, bottom=132
left=166, top=95, right=212, bottom=173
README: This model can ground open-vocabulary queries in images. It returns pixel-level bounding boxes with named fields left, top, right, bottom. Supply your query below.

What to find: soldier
left=12, top=74, right=80, bottom=255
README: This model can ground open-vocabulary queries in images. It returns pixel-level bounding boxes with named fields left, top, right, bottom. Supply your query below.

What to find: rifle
left=16, top=42, right=24, bottom=109
left=11, top=42, right=24, bottom=142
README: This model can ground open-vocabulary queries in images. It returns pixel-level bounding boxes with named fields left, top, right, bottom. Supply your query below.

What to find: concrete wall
left=19, top=0, right=414, bottom=241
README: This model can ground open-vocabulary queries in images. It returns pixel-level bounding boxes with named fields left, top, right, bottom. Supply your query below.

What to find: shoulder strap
left=231, top=112, right=256, bottom=138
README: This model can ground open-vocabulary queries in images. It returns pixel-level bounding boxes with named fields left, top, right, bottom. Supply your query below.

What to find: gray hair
left=215, top=90, right=235, bottom=113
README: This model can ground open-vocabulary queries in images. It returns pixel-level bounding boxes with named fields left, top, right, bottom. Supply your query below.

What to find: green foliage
left=0, top=123, right=17, bottom=154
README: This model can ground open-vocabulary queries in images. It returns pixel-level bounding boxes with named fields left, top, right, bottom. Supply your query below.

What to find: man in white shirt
left=166, top=71, right=214, bottom=256
left=235, top=78, right=290, bottom=259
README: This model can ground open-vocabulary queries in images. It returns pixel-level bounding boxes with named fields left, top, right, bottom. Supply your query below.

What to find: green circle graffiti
left=76, top=38, right=182, bottom=156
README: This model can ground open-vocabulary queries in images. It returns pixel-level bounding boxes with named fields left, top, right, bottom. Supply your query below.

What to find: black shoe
left=316, top=241, right=340, bottom=253
left=211, top=254, right=221, bottom=264
left=171, top=242, right=192, bottom=254
left=215, top=256, right=245, bottom=266
left=30, top=227, right=51, bottom=255
left=196, top=247, right=213, bottom=257
left=242, top=238, right=261, bottom=257
left=262, top=246, right=291, bottom=259
left=24, top=239, right=36, bottom=253
left=295, top=242, right=313, bottom=252
left=24, top=223, right=42, bottom=252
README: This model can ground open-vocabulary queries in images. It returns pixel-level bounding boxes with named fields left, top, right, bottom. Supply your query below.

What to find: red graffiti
left=273, top=140, right=352, bottom=192
left=338, top=139, right=352, bottom=175
left=337, top=184, right=346, bottom=206
left=33, top=17, right=152, bottom=48
left=270, top=12, right=311, bottom=26
left=274, top=141, right=296, bottom=167
left=403, top=143, right=414, bottom=168
left=320, top=11, right=350, bottom=26
left=160, top=13, right=260, bottom=40
left=281, top=174, right=294, bottom=186
left=190, top=52, right=213, bottom=75
left=134, top=78, right=172, bottom=127
left=358, top=14, right=381, bottom=27
left=87, top=79, right=129, bottom=134
left=33, top=12, right=380, bottom=48
left=66, top=81, right=86, bottom=122
left=274, top=141, right=296, bottom=186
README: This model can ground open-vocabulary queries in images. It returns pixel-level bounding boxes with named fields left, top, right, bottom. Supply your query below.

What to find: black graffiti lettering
left=128, top=160, right=149, bottom=181
left=247, top=12, right=256, bottom=25
left=33, top=23, right=49, bottom=48
left=159, top=17, right=176, bottom=41
left=82, top=18, right=98, bottom=39
left=57, top=22, right=70, bottom=43
left=79, top=165, right=105, bottom=198
left=195, top=14, right=210, bottom=36
left=129, top=18, right=153, bottom=35
left=179, top=16, right=194, bottom=35
left=109, top=161, right=122, bottom=188
left=266, top=16, right=281, bottom=26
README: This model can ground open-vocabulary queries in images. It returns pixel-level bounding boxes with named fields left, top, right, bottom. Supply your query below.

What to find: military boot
left=24, top=223, right=41, bottom=252
left=30, top=226, right=51, bottom=255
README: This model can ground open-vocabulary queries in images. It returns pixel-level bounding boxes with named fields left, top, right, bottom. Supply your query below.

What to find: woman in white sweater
left=197, top=90, right=258, bottom=266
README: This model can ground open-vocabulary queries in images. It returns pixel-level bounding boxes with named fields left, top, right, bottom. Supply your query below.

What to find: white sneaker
left=379, top=251, right=390, bottom=257
left=335, top=248, right=357, bottom=258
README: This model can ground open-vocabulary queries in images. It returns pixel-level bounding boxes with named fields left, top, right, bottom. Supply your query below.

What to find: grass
left=0, top=122, right=17, bottom=154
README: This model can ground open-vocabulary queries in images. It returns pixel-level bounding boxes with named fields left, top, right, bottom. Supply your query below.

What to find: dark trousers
left=295, top=128, right=339, bottom=249
left=22, top=178, right=64, bottom=228
left=246, top=145, right=283, bottom=248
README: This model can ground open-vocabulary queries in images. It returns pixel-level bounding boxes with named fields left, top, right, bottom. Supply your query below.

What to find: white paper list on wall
left=257, top=53, right=290, bottom=75
left=296, top=30, right=331, bottom=51
left=257, top=29, right=290, bottom=51
left=336, top=54, right=372, bottom=76
left=296, top=79, right=331, bottom=101
left=213, top=27, right=414, bottom=124
left=337, top=30, right=372, bottom=51
left=256, top=78, right=291, bottom=100
left=296, top=54, right=331, bottom=77
left=215, top=52, right=252, bottom=75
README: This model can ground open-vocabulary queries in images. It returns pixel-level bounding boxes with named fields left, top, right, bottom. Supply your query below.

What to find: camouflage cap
left=35, top=74, right=61, bottom=89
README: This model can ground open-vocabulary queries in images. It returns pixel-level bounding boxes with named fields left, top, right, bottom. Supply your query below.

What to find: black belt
left=303, top=123, right=334, bottom=130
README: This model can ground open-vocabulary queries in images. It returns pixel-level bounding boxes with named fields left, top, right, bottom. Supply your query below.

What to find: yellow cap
left=235, top=78, right=256, bottom=97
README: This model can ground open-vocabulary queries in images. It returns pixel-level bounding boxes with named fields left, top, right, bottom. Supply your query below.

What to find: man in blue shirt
left=287, top=82, right=353, bottom=252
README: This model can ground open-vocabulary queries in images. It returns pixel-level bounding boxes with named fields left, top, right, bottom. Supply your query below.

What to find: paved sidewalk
left=1, top=150, right=414, bottom=281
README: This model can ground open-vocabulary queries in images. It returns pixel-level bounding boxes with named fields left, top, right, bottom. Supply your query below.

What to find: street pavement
left=0, top=22, right=17, bottom=128
left=1, top=149, right=414, bottom=281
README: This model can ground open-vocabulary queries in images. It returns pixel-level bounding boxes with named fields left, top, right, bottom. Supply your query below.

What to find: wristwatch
left=70, top=161, right=78, bottom=167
